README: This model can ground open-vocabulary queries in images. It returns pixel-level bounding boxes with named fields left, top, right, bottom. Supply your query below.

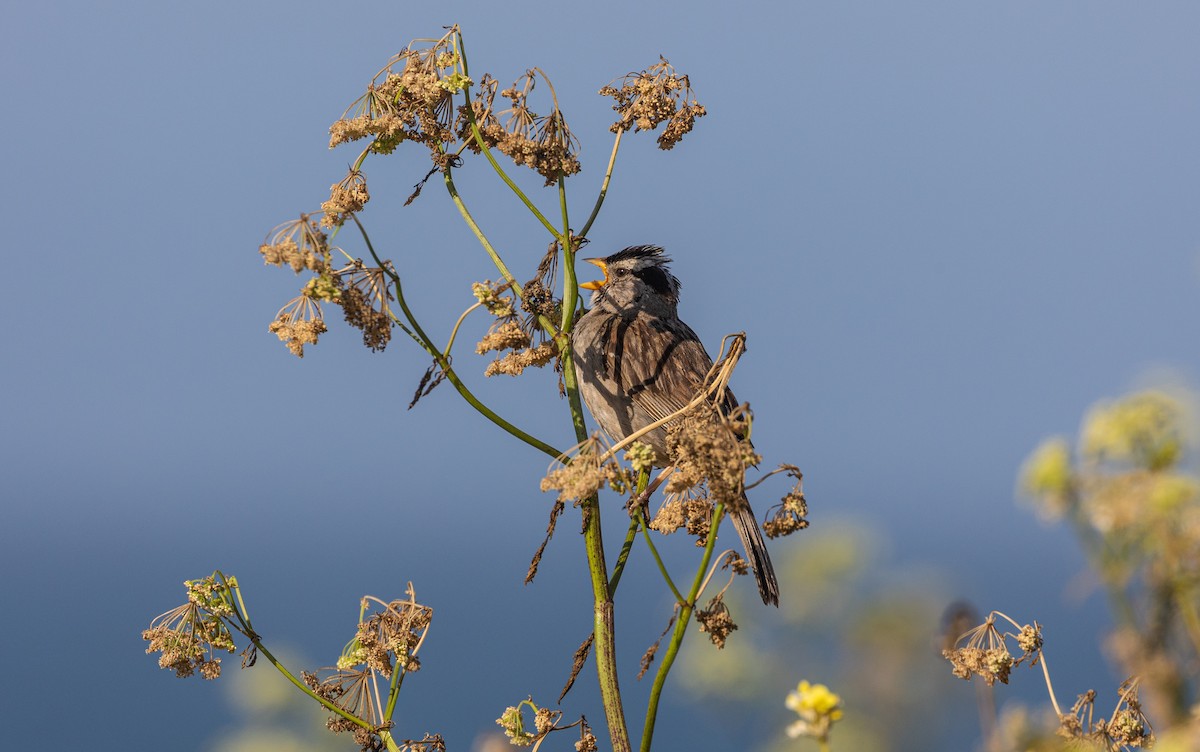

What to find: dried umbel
left=541, top=436, right=632, bottom=504
left=321, top=169, right=371, bottom=227
left=763, top=466, right=811, bottom=539
left=695, top=592, right=738, bottom=649
left=335, top=261, right=394, bottom=352
left=942, top=612, right=1043, bottom=687
left=600, top=57, right=706, bottom=149
left=260, top=214, right=331, bottom=275
left=664, top=407, right=760, bottom=507
left=269, top=294, right=328, bottom=358
left=330, top=29, right=467, bottom=158
left=1058, top=679, right=1156, bottom=750
left=460, top=70, right=581, bottom=185
left=142, top=576, right=237, bottom=679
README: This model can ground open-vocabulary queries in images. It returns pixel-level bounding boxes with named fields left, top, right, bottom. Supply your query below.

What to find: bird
left=570, top=245, right=779, bottom=606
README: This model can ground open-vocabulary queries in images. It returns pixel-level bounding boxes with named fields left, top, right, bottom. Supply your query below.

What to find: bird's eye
left=613, top=267, right=629, bottom=277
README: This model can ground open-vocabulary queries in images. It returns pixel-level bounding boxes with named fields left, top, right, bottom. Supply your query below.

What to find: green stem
left=215, top=574, right=373, bottom=733
left=442, top=169, right=561, bottom=337
left=453, top=29, right=559, bottom=238
left=578, top=128, right=623, bottom=239
left=638, top=509, right=684, bottom=604
left=641, top=504, right=726, bottom=752
left=608, top=515, right=640, bottom=597
left=350, top=216, right=561, bottom=459
left=609, top=470, right=650, bottom=596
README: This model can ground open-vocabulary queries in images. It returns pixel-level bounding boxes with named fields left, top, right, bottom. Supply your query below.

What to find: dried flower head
left=476, top=319, right=530, bottom=355
left=260, top=214, right=331, bottom=274
left=542, top=437, right=632, bottom=503
left=460, top=70, right=581, bottom=185
left=142, top=576, right=238, bottom=679
left=648, top=494, right=714, bottom=542
left=763, top=467, right=810, bottom=538
left=695, top=592, right=738, bottom=649
left=335, top=262, right=394, bottom=352
left=269, top=295, right=328, bottom=358
left=321, top=169, right=371, bottom=227
left=600, top=57, right=706, bottom=149
left=665, top=407, right=759, bottom=506
left=472, top=279, right=516, bottom=318
left=343, top=590, right=434, bottom=680
left=484, top=342, right=558, bottom=378
left=330, top=28, right=465, bottom=159
left=496, top=699, right=561, bottom=747
left=942, top=611, right=1042, bottom=686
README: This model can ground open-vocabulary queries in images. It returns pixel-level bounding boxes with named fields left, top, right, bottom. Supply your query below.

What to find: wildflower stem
left=444, top=301, right=484, bottom=355
left=1036, top=646, right=1063, bottom=717
left=442, top=168, right=561, bottom=337
left=212, top=573, right=374, bottom=732
left=351, top=215, right=562, bottom=458
left=641, top=504, right=727, bottom=752
left=579, top=127, right=623, bottom=239
left=638, top=508, right=684, bottom=603
left=453, top=29, right=560, bottom=238
left=609, top=470, right=650, bottom=596
left=609, top=515, right=641, bottom=597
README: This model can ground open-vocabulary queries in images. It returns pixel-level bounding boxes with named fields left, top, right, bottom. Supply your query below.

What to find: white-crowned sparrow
left=571, top=245, right=779, bottom=606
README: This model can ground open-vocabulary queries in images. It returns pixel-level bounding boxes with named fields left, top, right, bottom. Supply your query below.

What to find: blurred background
left=2, top=2, right=1197, bottom=750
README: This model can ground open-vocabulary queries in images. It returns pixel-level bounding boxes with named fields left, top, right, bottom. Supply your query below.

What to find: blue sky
left=2, top=2, right=1198, bottom=750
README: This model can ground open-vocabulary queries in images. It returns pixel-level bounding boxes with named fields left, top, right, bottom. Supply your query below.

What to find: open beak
left=578, top=258, right=609, bottom=290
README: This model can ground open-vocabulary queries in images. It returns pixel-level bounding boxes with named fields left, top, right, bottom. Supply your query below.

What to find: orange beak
left=579, top=258, right=609, bottom=290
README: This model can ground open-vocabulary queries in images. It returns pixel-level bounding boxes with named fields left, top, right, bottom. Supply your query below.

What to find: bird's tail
left=729, top=499, right=779, bottom=606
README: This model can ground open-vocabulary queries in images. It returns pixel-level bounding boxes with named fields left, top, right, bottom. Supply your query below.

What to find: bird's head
left=579, top=245, right=681, bottom=312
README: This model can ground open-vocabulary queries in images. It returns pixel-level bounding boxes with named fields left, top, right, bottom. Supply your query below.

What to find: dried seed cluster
left=695, top=593, right=738, bottom=649
left=142, top=576, right=237, bottom=679
left=943, top=613, right=1043, bottom=687
left=462, top=71, right=581, bottom=185
left=541, top=437, right=631, bottom=503
left=600, top=57, right=706, bottom=149
left=329, top=30, right=465, bottom=159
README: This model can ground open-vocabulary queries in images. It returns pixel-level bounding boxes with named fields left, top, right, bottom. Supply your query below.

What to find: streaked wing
left=602, top=312, right=716, bottom=425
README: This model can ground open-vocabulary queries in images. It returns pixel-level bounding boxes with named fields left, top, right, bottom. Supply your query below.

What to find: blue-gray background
left=2, top=2, right=1197, bottom=750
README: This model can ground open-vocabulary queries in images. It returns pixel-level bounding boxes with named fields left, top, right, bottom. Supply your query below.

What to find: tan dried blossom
left=329, top=30, right=465, bottom=158
left=269, top=295, right=328, bottom=358
left=600, top=57, right=706, bottom=149
left=763, top=469, right=811, bottom=539
left=721, top=550, right=750, bottom=576
left=471, top=280, right=516, bottom=317
left=484, top=342, right=557, bottom=377
left=575, top=724, right=598, bottom=752
left=142, top=576, right=238, bottom=680
left=942, top=612, right=1042, bottom=686
left=1059, top=681, right=1156, bottom=750
left=695, top=593, right=738, bottom=649
left=260, top=214, right=331, bottom=274
left=320, top=169, right=371, bottom=227
left=649, top=495, right=714, bottom=542
left=664, top=409, right=759, bottom=506
left=335, top=262, right=393, bottom=352
left=496, top=702, right=541, bottom=747
left=348, top=592, right=434, bottom=680
left=460, top=70, right=581, bottom=185
left=541, top=437, right=631, bottom=504
left=476, top=319, right=529, bottom=355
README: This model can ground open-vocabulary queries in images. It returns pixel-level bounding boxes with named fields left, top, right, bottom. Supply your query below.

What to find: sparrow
left=570, top=245, right=779, bottom=605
